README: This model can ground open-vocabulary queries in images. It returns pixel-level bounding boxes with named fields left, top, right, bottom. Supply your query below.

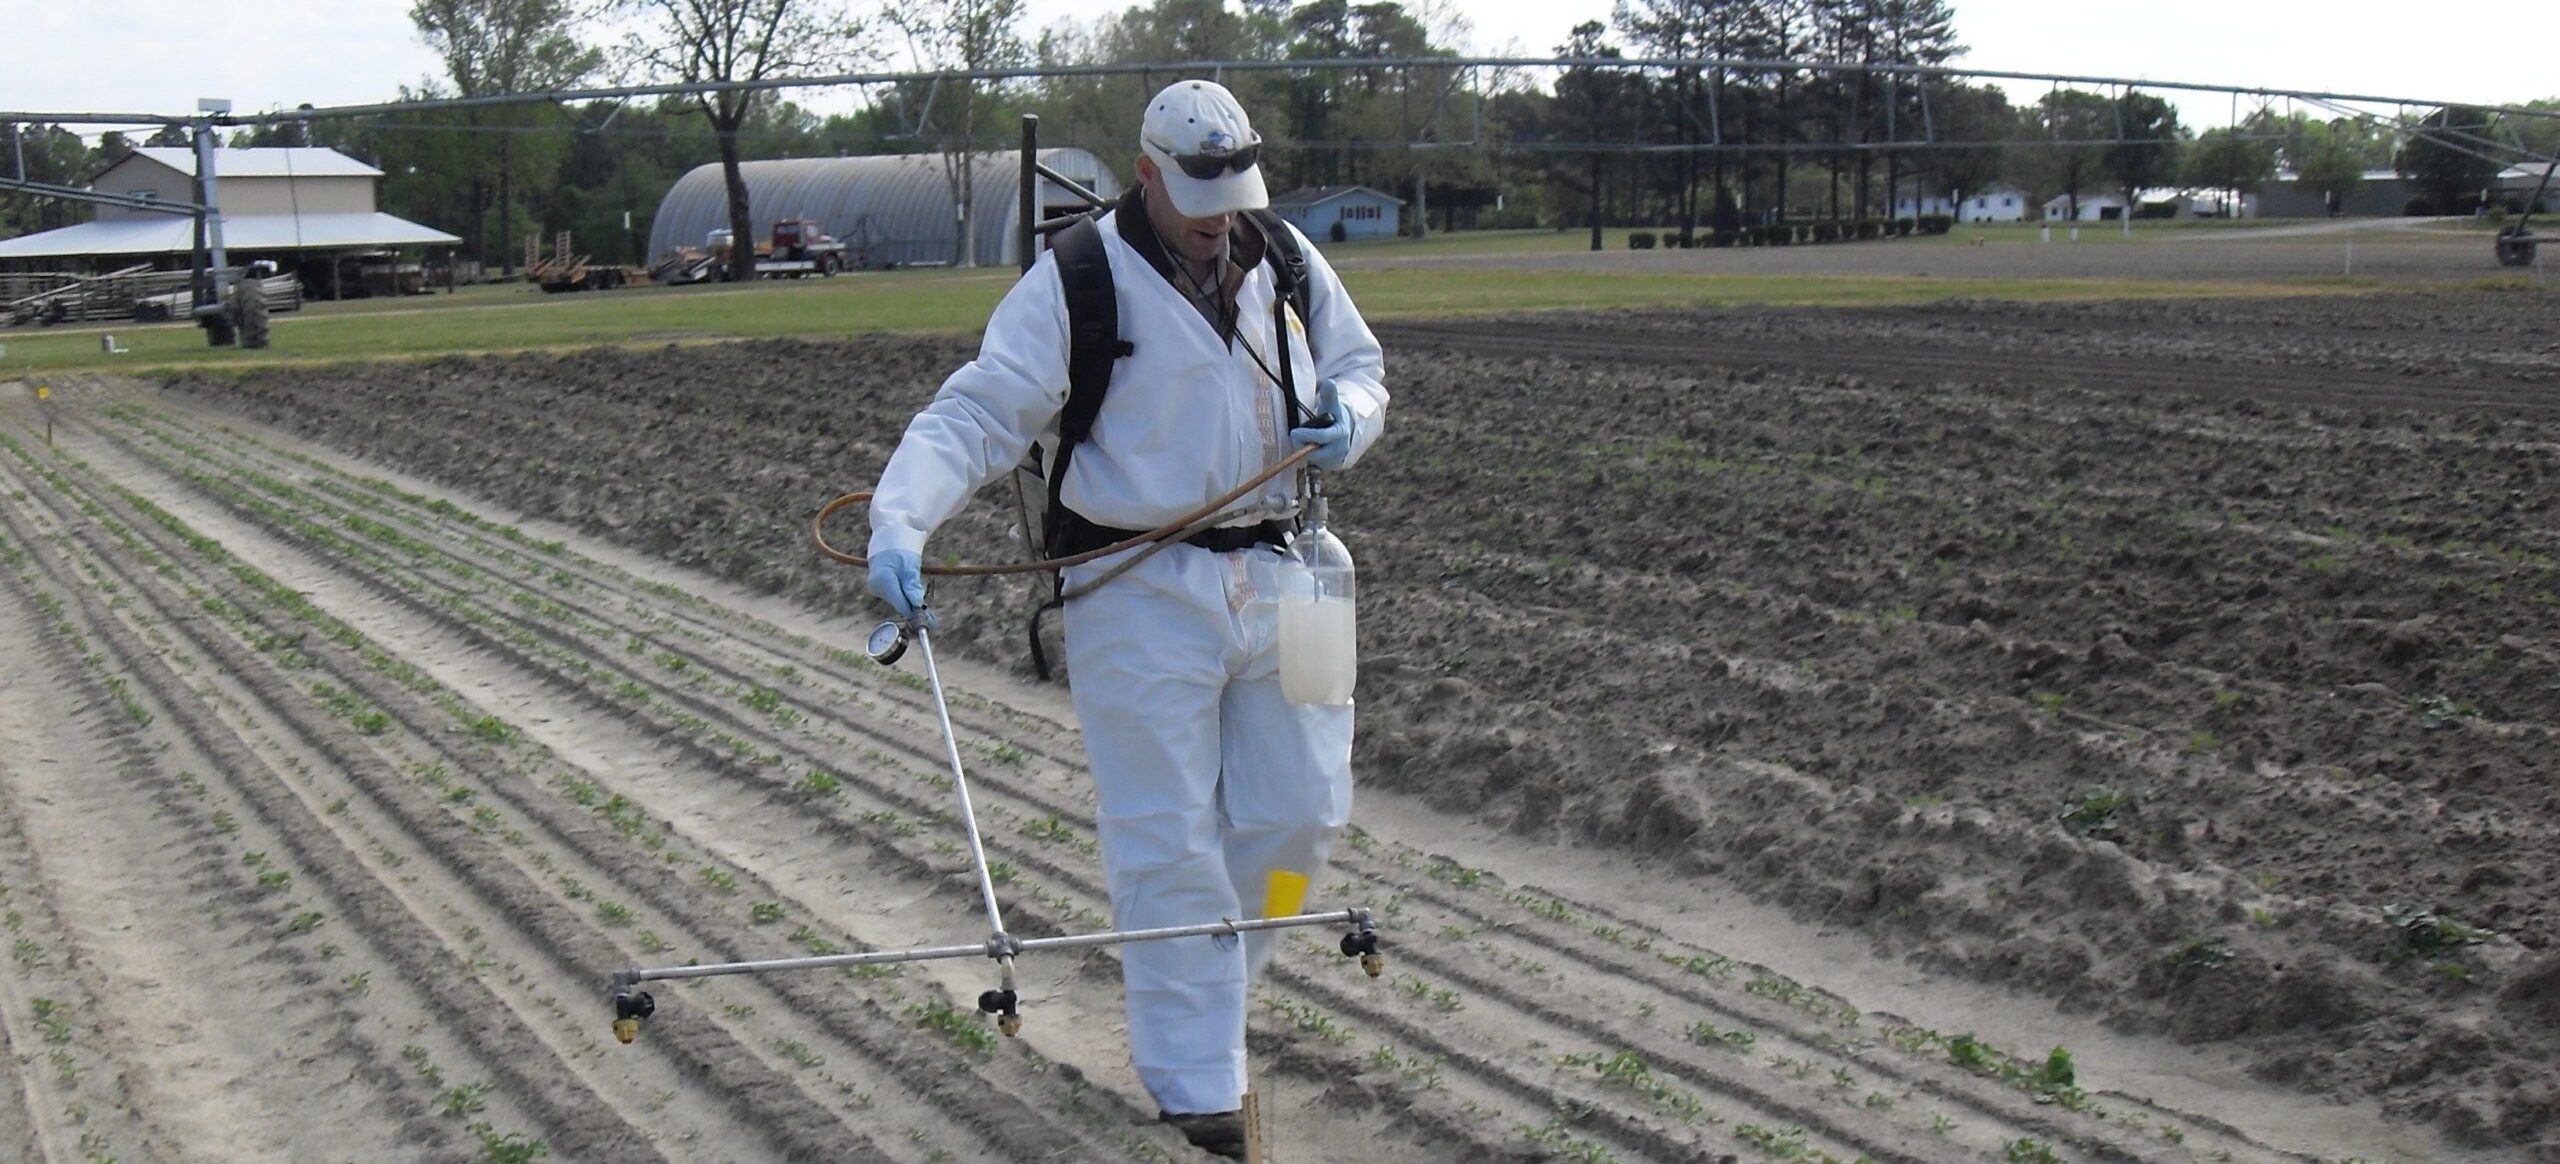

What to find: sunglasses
left=1154, top=140, right=1262, bottom=181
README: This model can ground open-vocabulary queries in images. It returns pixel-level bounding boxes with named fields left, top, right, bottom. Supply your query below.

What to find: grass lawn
left=0, top=235, right=2364, bottom=377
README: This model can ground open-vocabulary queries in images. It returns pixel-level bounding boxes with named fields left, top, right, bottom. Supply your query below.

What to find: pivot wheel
left=234, top=283, right=272, bottom=350
left=2495, top=228, right=2537, bottom=268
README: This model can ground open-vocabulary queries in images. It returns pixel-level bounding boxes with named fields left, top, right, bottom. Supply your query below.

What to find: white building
left=2042, top=192, right=2131, bottom=222
left=1956, top=187, right=2029, bottom=223
left=1888, top=191, right=1954, bottom=218
left=0, top=147, right=459, bottom=289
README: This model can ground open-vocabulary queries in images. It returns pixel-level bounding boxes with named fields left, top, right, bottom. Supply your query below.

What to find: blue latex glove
left=867, top=548, right=935, bottom=627
left=1289, top=379, right=1357, bottom=471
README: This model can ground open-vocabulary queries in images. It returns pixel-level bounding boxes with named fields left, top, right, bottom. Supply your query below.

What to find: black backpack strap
left=1244, top=209, right=1317, bottom=432
left=1029, top=214, right=1132, bottom=680
left=1246, top=208, right=1313, bottom=325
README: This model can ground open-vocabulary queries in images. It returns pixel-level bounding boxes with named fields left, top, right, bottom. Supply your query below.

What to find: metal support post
left=191, top=101, right=233, bottom=346
left=1018, top=114, right=1038, bottom=274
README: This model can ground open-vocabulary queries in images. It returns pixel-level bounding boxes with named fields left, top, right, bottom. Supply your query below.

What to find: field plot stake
left=607, top=621, right=1384, bottom=1045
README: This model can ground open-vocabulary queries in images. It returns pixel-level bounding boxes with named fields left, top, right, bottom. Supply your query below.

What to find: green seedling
left=1561, top=1050, right=1703, bottom=1121
left=2168, top=935, right=2234, bottom=970
left=2382, top=904, right=2496, bottom=962
left=1264, top=997, right=1354, bottom=1044
left=441, top=1081, right=491, bottom=1116
left=1688, top=1021, right=1755, bottom=1052
left=2058, top=788, right=2130, bottom=839
left=800, top=769, right=842, bottom=797
left=287, top=911, right=325, bottom=934
left=698, top=866, right=738, bottom=894
left=473, top=1124, right=548, bottom=1164
left=907, top=999, right=998, bottom=1054
left=749, top=901, right=785, bottom=925
left=2410, top=694, right=2481, bottom=730
left=30, top=998, right=71, bottom=1043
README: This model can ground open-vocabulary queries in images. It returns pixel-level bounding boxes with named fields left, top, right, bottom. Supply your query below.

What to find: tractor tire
left=234, top=283, right=273, bottom=350
left=2495, top=228, right=2536, bottom=268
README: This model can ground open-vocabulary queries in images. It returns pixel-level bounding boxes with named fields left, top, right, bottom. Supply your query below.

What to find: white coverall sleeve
left=868, top=260, right=1072, bottom=560
left=1290, top=222, right=1389, bottom=469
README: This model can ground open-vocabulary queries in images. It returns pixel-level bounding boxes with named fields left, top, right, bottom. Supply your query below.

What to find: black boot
left=1160, top=1110, right=1247, bottom=1159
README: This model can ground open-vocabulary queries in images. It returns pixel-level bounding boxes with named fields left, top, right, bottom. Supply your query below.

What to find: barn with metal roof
left=644, top=149, right=1119, bottom=271
left=0, top=147, right=459, bottom=275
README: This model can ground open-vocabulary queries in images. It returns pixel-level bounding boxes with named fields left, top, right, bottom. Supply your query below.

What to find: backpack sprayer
left=605, top=446, right=1383, bottom=1046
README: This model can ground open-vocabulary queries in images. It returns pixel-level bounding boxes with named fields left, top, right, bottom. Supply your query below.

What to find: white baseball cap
left=1139, top=79, right=1268, bottom=218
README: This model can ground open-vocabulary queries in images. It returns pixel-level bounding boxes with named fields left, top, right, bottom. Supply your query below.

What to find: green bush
left=1628, top=230, right=1657, bottom=250
left=1916, top=214, right=1954, bottom=235
left=2133, top=200, right=2180, bottom=220
left=2402, top=195, right=2438, bottom=217
left=1711, top=230, right=1738, bottom=248
left=1810, top=220, right=1841, bottom=243
left=1856, top=219, right=1885, bottom=240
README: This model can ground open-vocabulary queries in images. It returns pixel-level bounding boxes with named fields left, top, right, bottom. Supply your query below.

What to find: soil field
left=3, top=287, right=2557, bottom=1164
left=1337, top=223, right=2515, bottom=286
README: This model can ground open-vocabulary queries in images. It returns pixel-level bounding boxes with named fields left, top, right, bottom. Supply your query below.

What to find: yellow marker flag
left=1262, top=869, right=1309, bottom=920
left=35, top=386, right=49, bottom=400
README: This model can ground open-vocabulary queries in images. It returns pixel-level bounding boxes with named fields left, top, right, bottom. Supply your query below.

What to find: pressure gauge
left=866, top=620, right=909, bottom=666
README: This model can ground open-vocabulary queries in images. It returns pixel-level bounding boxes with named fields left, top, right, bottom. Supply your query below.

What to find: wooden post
left=1241, top=1089, right=1267, bottom=1163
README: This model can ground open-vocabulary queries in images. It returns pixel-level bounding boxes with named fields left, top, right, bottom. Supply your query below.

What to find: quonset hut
left=644, top=149, right=1119, bottom=271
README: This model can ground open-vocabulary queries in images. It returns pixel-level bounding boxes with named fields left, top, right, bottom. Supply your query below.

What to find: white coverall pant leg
left=1064, top=547, right=1353, bottom=1116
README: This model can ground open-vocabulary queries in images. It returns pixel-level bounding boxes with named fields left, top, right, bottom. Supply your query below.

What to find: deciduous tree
left=411, top=0, right=601, bottom=272
left=622, top=0, right=872, bottom=280
left=2396, top=105, right=2501, bottom=214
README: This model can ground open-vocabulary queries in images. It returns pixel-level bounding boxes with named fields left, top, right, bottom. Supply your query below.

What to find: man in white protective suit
left=864, top=79, right=1388, bottom=1159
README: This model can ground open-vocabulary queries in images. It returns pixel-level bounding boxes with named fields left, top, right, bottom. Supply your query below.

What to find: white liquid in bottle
left=1278, top=471, right=1357, bottom=705
left=1279, top=592, right=1357, bottom=704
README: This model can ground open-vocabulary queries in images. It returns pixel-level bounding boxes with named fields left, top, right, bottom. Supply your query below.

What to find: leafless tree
left=888, top=0, right=1026, bottom=268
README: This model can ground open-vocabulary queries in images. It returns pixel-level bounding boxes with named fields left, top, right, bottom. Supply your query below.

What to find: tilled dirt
left=1340, top=224, right=2512, bottom=285
left=3, top=287, right=2556, bottom=1163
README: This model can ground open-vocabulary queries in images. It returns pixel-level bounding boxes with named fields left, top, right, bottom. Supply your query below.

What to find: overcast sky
left=7, top=0, right=2545, bottom=139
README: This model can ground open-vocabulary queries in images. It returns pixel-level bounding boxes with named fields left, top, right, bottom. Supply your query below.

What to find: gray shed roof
left=0, top=212, right=459, bottom=261
left=1269, top=185, right=1401, bottom=210
left=645, top=149, right=1120, bottom=269
left=106, top=147, right=383, bottom=181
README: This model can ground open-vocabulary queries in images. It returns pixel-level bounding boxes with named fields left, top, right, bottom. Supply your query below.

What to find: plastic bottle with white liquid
left=1278, top=474, right=1357, bottom=705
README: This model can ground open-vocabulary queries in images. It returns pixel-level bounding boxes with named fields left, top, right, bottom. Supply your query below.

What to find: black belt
left=1051, top=509, right=1288, bottom=558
